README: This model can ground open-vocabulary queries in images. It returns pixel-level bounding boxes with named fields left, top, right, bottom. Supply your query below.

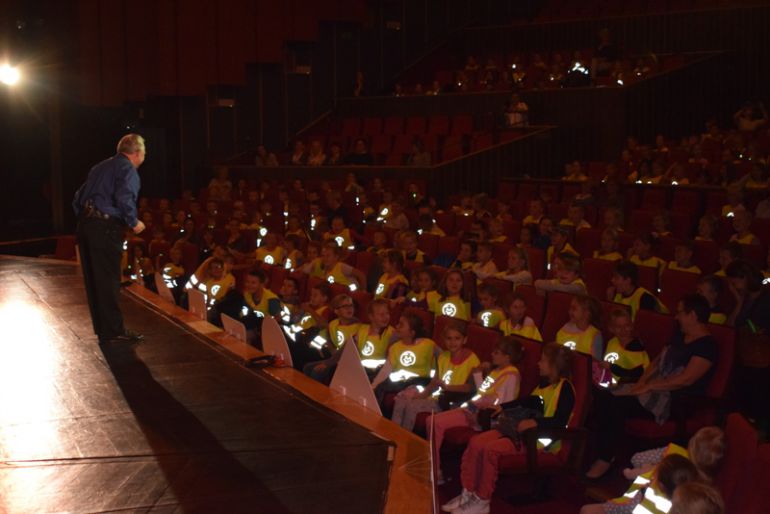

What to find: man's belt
left=83, top=202, right=115, bottom=221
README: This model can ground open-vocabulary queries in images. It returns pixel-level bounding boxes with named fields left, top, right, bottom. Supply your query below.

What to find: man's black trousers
left=76, top=217, right=125, bottom=341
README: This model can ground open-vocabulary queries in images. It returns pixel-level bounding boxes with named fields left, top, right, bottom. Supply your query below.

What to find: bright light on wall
left=0, top=64, right=21, bottom=86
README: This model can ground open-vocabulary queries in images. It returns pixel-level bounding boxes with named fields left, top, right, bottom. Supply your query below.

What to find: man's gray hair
left=117, top=134, right=145, bottom=154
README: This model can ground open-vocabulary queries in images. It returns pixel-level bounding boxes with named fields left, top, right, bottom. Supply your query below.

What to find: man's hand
left=133, top=220, right=146, bottom=234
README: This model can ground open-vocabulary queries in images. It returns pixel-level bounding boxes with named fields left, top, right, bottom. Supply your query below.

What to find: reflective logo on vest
left=241, top=305, right=249, bottom=317
left=563, top=340, right=577, bottom=350
left=327, top=275, right=335, bottom=283
left=442, top=303, right=458, bottom=317
left=375, top=283, right=385, bottom=295
left=604, top=352, right=620, bottom=363
left=335, top=236, right=344, bottom=247
left=400, top=350, right=416, bottom=367
left=441, top=370, right=453, bottom=384
left=362, top=341, right=375, bottom=357
left=211, top=284, right=221, bottom=296
left=336, top=331, right=344, bottom=345
left=264, top=255, right=274, bottom=265
left=480, top=311, right=492, bottom=327
left=479, top=375, right=495, bottom=392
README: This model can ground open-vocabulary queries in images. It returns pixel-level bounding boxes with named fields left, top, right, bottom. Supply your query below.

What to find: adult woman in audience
left=586, top=294, right=718, bottom=479
left=343, top=138, right=374, bottom=166
left=254, top=144, right=278, bottom=167
left=726, top=260, right=770, bottom=431
left=407, top=138, right=432, bottom=166
left=289, top=140, right=307, bottom=166
left=325, top=143, right=343, bottom=166
left=207, top=166, right=232, bottom=200
left=306, top=140, right=327, bottom=166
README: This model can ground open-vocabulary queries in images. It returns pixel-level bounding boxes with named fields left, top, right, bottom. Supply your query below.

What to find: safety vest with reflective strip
left=531, top=378, right=574, bottom=453
left=436, top=351, right=480, bottom=389
left=499, top=316, right=543, bottom=342
left=476, top=308, right=506, bottom=329
left=244, top=288, right=280, bottom=317
left=630, top=254, right=665, bottom=272
left=255, top=246, right=286, bottom=266
left=324, top=228, right=353, bottom=249
left=603, top=337, right=650, bottom=382
left=613, top=286, right=669, bottom=320
left=355, top=324, right=394, bottom=366
left=374, top=273, right=409, bottom=299
left=327, top=319, right=361, bottom=349
left=387, top=338, right=437, bottom=380
left=610, top=444, right=688, bottom=513
left=202, top=274, right=235, bottom=306
left=475, top=365, right=520, bottom=402
left=556, top=323, right=602, bottom=359
left=162, top=262, right=184, bottom=287
left=547, top=242, right=579, bottom=264
left=428, top=293, right=471, bottom=321
left=324, top=262, right=353, bottom=287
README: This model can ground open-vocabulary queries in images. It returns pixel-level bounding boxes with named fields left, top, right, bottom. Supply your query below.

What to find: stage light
left=0, top=64, right=20, bottom=86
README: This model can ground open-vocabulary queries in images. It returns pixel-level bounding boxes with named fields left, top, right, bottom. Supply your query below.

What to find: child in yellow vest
left=254, top=232, right=286, bottom=267
left=580, top=426, right=725, bottom=514
left=696, top=275, right=727, bottom=325
left=487, top=218, right=508, bottom=243
left=299, top=241, right=324, bottom=278
left=535, top=252, right=588, bottom=296
left=546, top=226, right=580, bottom=268
left=668, top=240, right=702, bottom=274
left=596, top=308, right=650, bottom=387
left=522, top=198, right=545, bottom=227
left=303, top=294, right=361, bottom=384
left=594, top=228, right=623, bottom=262
left=400, top=230, right=430, bottom=264
left=429, top=269, right=472, bottom=321
left=320, top=241, right=366, bottom=292
left=400, top=267, right=437, bottom=307
left=474, top=283, right=506, bottom=329
left=428, top=337, right=524, bottom=482
left=608, top=260, right=668, bottom=320
left=391, top=319, right=480, bottom=431
left=324, top=215, right=356, bottom=250
left=729, top=209, right=761, bottom=245
left=443, top=343, right=576, bottom=513
left=472, top=242, right=499, bottom=284
left=499, top=293, right=543, bottom=342
left=557, top=294, right=603, bottom=360
left=560, top=204, right=592, bottom=230
left=450, top=241, right=476, bottom=271
left=695, top=214, right=718, bottom=242
left=627, top=233, right=665, bottom=275
left=495, top=247, right=533, bottom=288
left=354, top=299, right=395, bottom=373
left=375, top=250, right=409, bottom=300
left=372, top=311, right=441, bottom=415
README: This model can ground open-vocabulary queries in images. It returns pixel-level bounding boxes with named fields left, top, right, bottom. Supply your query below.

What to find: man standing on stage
left=73, top=134, right=147, bottom=344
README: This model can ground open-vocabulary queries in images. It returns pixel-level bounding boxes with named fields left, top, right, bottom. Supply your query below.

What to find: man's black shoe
left=100, top=330, right=144, bottom=344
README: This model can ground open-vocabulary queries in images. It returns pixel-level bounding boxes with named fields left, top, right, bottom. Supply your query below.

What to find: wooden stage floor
left=0, top=257, right=431, bottom=513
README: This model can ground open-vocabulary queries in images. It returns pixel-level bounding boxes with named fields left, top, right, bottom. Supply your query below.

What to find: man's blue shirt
left=73, top=153, right=140, bottom=228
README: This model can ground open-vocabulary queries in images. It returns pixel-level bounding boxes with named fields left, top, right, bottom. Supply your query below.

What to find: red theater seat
left=583, top=258, right=615, bottom=298
left=716, top=413, right=758, bottom=512
left=541, top=291, right=575, bottom=343
left=466, top=325, right=501, bottom=363
left=659, top=268, right=701, bottom=313
left=515, top=284, right=545, bottom=327
left=633, top=309, right=676, bottom=359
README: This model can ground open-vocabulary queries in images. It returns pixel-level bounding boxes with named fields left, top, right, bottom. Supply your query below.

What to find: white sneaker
left=454, top=494, right=490, bottom=514
left=441, top=489, right=471, bottom=512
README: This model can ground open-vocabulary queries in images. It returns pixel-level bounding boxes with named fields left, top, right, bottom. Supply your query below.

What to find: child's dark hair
left=384, top=249, right=405, bottom=271
left=401, top=311, right=427, bottom=339
left=311, top=282, right=331, bottom=300
left=498, top=336, right=524, bottom=365
left=437, top=268, right=470, bottom=302
left=477, top=282, right=499, bottom=301
left=656, top=454, right=698, bottom=499
left=541, top=342, right=573, bottom=379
